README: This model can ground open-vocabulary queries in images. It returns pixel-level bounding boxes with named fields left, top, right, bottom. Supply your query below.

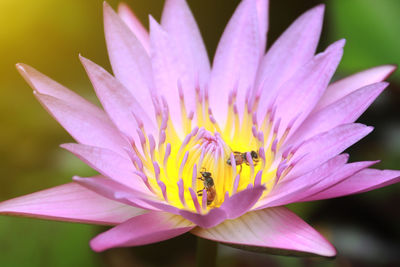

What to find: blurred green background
left=0, top=0, right=399, bottom=266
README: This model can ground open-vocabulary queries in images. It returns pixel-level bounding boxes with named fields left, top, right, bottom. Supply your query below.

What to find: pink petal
left=73, top=176, right=158, bottom=211
left=16, top=64, right=128, bottom=156
left=90, top=211, right=194, bottom=252
left=61, top=143, right=149, bottom=194
left=73, top=176, right=190, bottom=224
left=149, top=17, right=188, bottom=136
left=255, top=154, right=349, bottom=209
left=76, top=178, right=180, bottom=217
left=117, top=2, right=150, bottom=54
left=80, top=56, right=156, bottom=147
left=288, top=82, right=388, bottom=144
left=305, top=168, right=400, bottom=201
left=17, top=63, right=100, bottom=111
left=315, top=65, right=397, bottom=111
left=191, top=207, right=336, bottom=257
left=179, top=185, right=265, bottom=228
left=297, top=160, right=378, bottom=202
left=265, top=158, right=377, bottom=208
left=103, top=2, right=155, bottom=116
left=132, top=195, right=181, bottom=215
left=161, top=0, right=210, bottom=93
left=179, top=208, right=227, bottom=229
left=255, top=5, right=324, bottom=119
left=0, top=183, right=144, bottom=225
left=287, top=123, right=372, bottom=179
left=209, top=0, right=261, bottom=125
left=255, top=0, right=269, bottom=53
left=272, top=39, right=345, bottom=141
left=220, top=185, right=265, bottom=219
left=33, top=92, right=128, bottom=157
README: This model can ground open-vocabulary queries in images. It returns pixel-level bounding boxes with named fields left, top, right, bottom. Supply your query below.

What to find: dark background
left=0, top=0, right=399, bottom=266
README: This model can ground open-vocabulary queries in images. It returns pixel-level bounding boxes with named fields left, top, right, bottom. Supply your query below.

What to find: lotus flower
left=1, top=0, right=399, bottom=258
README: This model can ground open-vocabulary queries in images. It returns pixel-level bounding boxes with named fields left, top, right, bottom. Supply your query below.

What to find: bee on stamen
left=197, top=169, right=216, bottom=206
left=226, top=150, right=259, bottom=172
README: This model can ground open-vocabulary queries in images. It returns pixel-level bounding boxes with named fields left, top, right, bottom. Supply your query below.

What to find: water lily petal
left=295, top=160, right=378, bottom=202
left=17, top=63, right=101, bottom=113
left=315, top=65, right=397, bottom=111
left=179, top=208, right=227, bottom=229
left=61, top=143, right=149, bottom=193
left=103, top=2, right=155, bottom=116
left=220, top=185, right=265, bottom=219
left=209, top=0, right=261, bottom=125
left=80, top=55, right=156, bottom=148
left=178, top=185, right=265, bottom=228
left=90, top=211, right=194, bottom=252
left=255, top=0, right=269, bottom=53
left=74, top=178, right=182, bottom=217
left=304, top=168, right=400, bottom=201
left=255, top=5, right=324, bottom=119
left=117, top=2, right=150, bottom=54
left=264, top=158, right=378, bottom=208
left=272, top=39, right=345, bottom=141
left=289, top=82, right=388, bottom=144
left=0, top=183, right=144, bottom=225
left=16, top=64, right=128, bottom=156
left=33, top=92, right=129, bottom=157
left=191, top=207, right=336, bottom=257
left=295, top=161, right=378, bottom=201
left=149, top=17, right=187, bottom=136
left=287, top=123, right=373, bottom=178
left=133, top=195, right=181, bottom=215
left=73, top=176, right=188, bottom=225
left=255, top=154, right=348, bottom=209
left=161, top=0, right=210, bottom=93
left=73, top=176, right=158, bottom=211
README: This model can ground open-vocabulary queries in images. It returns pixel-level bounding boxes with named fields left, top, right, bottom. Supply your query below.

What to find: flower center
left=127, top=83, right=298, bottom=213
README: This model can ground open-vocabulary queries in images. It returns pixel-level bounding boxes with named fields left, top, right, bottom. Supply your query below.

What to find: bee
left=226, top=150, right=259, bottom=172
left=197, top=170, right=216, bottom=206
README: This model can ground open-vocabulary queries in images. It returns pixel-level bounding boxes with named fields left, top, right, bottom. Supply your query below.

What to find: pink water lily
left=1, top=0, right=399, bottom=257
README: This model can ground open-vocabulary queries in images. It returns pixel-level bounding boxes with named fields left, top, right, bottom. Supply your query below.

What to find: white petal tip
left=15, top=63, right=24, bottom=70
left=302, top=4, right=325, bottom=20
left=72, top=176, right=84, bottom=182
left=313, top=4, right=325, bottom=13
left=15, top=63, right=30, bottom=77
left=117, top=2, right=129, bottom=11
left=366, top=125, right=374, bottom=133
left=148, top=14, right=158, bottom=26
